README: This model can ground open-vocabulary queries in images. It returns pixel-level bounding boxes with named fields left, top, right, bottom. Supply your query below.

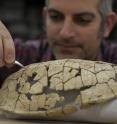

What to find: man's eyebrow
left=74, top=12, right=95, bottom=18
left=47, top=8, right=62, bottom=14
left=47, top=9, right=95, bottom=19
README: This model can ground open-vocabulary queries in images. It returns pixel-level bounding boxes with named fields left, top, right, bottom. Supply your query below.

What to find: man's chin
left=54, top=54, right=83, bottom=60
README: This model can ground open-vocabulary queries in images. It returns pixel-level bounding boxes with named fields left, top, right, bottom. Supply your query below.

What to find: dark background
left=0, top=0, right=44, bottom=40
left=0, top=0, right=117, bottom=41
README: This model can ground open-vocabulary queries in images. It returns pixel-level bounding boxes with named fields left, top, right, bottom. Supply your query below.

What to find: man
left=0, top=0, right=116, bottom=83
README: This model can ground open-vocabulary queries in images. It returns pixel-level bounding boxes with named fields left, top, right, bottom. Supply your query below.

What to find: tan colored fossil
left=0, top=59, right=117, bottom=120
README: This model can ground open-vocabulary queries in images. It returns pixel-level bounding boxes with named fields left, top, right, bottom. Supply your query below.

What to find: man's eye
left=49, top=14, right=64, bottom=22
left=74, top=17, right=92, bottom=26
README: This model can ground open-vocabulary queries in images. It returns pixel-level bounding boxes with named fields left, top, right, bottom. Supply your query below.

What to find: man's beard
left=48, top=38, right=85, bottom=60
left=48, top=38, right=84, bottom=48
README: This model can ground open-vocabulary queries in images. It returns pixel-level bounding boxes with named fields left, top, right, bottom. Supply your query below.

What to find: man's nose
left=60, top=20, right=75, bottom=39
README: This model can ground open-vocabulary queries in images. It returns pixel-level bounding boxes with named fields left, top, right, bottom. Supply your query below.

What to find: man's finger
left=3, top=35, right=15, bottom=64
left=0, top=21, right=15, bottom=64
left=0, top=35, right=4, bottom=67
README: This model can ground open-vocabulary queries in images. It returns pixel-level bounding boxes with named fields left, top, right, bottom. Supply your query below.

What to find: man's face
left=45, top=0, right=104, bottom=60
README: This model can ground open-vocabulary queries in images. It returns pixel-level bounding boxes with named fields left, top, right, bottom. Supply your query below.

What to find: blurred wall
left=0, top=0, right=44, bottom=40
left=0, top=0, right=117, bottom=41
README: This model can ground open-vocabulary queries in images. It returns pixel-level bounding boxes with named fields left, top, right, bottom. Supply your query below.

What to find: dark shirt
left=0, top=38, right=117, bottom=85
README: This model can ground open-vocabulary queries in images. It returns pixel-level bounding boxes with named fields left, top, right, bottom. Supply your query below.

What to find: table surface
left=0, top=111, right=90, bottom=124
left=0, top=112, right=115, bottom=124
left=0, top=120, right=93, bottom=124
left=0, top=120, right=87, bottom=124
left=0, top=117, right=93, bottom=124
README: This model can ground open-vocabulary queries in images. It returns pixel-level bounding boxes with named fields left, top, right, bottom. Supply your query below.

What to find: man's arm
left=0, top=21, right=15, bottom=67
left=0, top=36, right=52, bottom=86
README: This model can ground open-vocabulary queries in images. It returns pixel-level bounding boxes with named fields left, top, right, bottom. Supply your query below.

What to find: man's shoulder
left=101, top=40, right=117, bottom=64
left=107, top=41, right=117, bottom=54
left=14, top=38, right=53, bottom=64
left=14, top=38, right=47, bottom=47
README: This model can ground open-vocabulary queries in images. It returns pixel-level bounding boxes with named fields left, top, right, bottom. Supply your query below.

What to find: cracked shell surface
left=0, top=59, right=117, bottom=119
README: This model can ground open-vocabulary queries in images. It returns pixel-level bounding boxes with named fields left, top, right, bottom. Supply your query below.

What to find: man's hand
left=0, top=21, right=15, bottom=67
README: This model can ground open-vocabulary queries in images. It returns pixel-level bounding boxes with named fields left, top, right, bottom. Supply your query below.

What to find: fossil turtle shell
left=0, top=59, right=117, bottom=119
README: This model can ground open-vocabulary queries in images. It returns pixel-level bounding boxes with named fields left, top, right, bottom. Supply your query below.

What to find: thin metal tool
left=15, top=60, right=24, bottom=68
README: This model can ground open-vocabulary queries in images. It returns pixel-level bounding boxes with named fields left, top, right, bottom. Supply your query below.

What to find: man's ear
left=103, top=12, right=117, bottom=38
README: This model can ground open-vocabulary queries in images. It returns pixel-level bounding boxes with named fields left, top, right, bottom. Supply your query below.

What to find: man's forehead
left=47, top=0, right=100, bottom=5
left=47, top=0, right=100, bottom=9
left=47, top=0, right=100, bottom=13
